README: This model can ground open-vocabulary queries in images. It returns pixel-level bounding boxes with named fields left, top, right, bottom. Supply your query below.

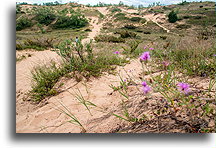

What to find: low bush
left=130, top=17, right=142, bottom=22
left=115, top=30, right=137, bottom=38
left=176, top=24, right=191, bottom=29
left=33, top=7, right=56, bottom=25
left=17, top=37, right=56, bottom=50
left=114, top=13, right=129, bottom=21
left=30, top=63, right=69, bottom=102
left=16, top=17, right=33, bottom=31
left=52, top=14, right=88, bottom=29
left=123, top=24, right=137, bottom=29
left=94, top=35, right=125, bottom=43
left=111, top=7, right=122, bottom=13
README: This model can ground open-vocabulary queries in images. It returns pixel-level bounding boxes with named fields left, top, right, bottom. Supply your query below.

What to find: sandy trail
left=82, top=17, right=102, bottom=44
left=82, top=7, right=108, bottom=44
left=141, top=13, right=170, bottom=33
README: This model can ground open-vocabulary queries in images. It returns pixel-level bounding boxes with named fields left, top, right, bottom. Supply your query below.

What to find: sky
left=16, top=0, right=215, bottom=6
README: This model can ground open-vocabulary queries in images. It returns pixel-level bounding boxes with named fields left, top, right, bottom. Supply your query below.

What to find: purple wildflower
left=213, top=54, right=216, bottom=57
left=149, top=47, right=154, bottom=50
left=177, top=82, right=190, bottom=94
left=114, top=51, right=120, bottom=54
left=141, top=85, right=151, bottom=94
left=140, top=51, right=150, bottom=61
left=162, top=61, right=170, bottom=67
left=144, top=46, right=147, bottom=49
left=141, top=81, right=147, bottom=87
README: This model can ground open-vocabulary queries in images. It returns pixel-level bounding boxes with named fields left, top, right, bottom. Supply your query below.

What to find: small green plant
left=116, top=30, right=137, bottom=38
left=94, top=35, right=125, bottom=43
left=37, top=23, right=46, bottom=34
left=122, top=40, right=141, bottom=54
left=30, top=62, right=69, bottom=102
left=68, top=89, right=97, bottom=116
left=54, top=100, right=86, bottom=132
left=16, top=55, right=26, bottom=62
left=113, top=101, right=141, bottom=122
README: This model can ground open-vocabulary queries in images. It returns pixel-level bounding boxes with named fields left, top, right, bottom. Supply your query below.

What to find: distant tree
left=17, top=2, right=28, bottom=5
left=168, top=10, right=178, bottom=23
left=118, top=1, right=124, bottom=6
left=138, top=5, right=144, bottom=9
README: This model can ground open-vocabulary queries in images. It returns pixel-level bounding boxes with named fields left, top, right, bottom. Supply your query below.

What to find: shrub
left=122, top=40, right=141, bottom=54
left=116, top=30, right=137, bottom=38
left=21, top=37, right=55, bottom=50
left=34, top=7, right=56, bottom=25
left=168, top=10, right=178, bottom=23
left=130, top=17, right=142, bottom=22
left=111, top=7, right=122, bottom=13
left=30, top=63, right=69, bottom=102
left=123, top=24, right=137, bottom=29
left=94, top=35, right=125, bottom=43
left=114, top=13, right=129, bottom=21
left=176, top=24, right=191, bottom=29
left=16, top=17, right=33, bottom=31
left=52, top=14, right=88, bottom=29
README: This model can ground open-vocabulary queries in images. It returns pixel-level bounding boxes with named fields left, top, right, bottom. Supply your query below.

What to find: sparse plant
left=68, top=89, right=97, bottom=116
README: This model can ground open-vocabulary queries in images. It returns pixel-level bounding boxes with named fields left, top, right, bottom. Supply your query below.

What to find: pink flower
left=162, top=61, right=170, bottom=67
left=144, top=46, right=147, bottom=49
left=141, top=85, right=151, bottom=94
left=177, top=82, right=190, bottom=94
left=114, top=51, right=120, bottom=54
left=149, top=47, right=154, bottom=50
left=140, top=51, right=150, bottom=61
left=141, top=81, right=147, bottom=87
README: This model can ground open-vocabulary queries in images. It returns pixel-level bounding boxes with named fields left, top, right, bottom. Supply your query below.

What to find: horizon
left=16, top=0, right=216, bottom=7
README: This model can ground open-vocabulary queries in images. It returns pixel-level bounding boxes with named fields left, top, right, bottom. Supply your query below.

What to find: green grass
left=151, top=37, right=215, bottom=78
left=30, top=62, right=69, bottom=102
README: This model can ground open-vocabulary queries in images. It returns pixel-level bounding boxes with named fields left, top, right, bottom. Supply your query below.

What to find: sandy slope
left=16, top=58, right=146, bottom=133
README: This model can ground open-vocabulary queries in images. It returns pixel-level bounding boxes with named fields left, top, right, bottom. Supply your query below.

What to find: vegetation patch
left=30, top=39, right=128, bottom=102
left=33, top=7, right=56, bottom=25
left=95, top=35, right=125, bottom=43
left=52, top=14, right=88, bottom=29
left=115, top=30, right=137, bottom=38
left=16, top=17, right=33, bottom=31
